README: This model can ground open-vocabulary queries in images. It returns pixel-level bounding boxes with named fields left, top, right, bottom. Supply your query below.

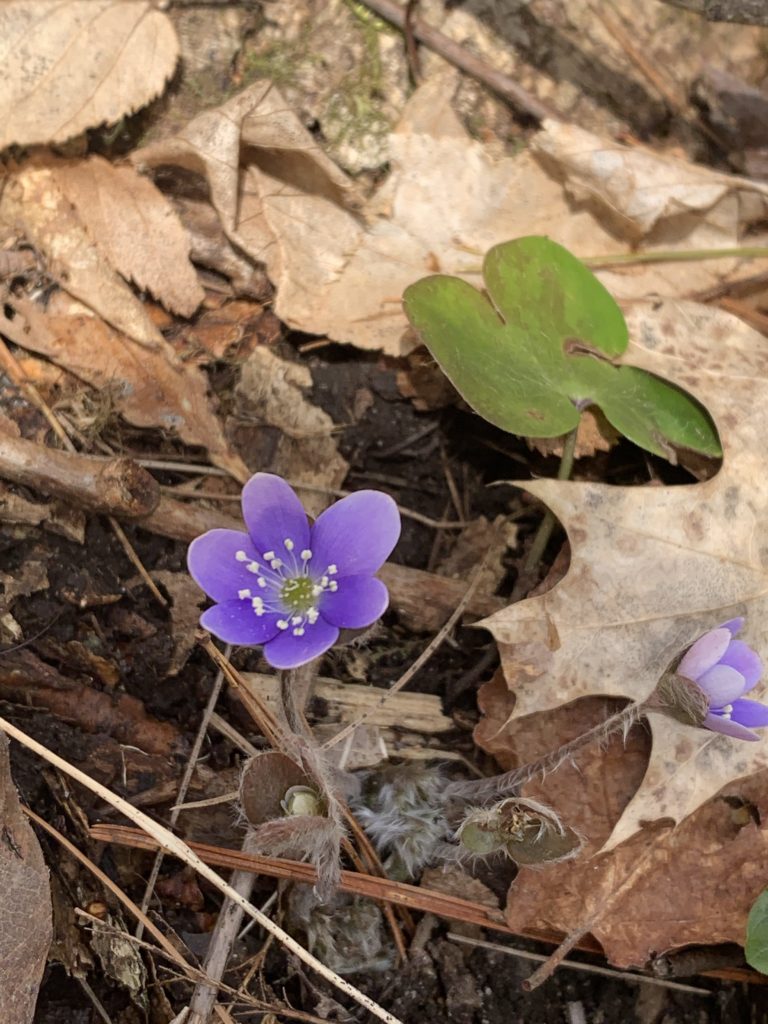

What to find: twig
left=187, top=831, right=262, bottom=1024
left=325, top=549, right=494, bottom=750
left=357, top=0, right=558, bottom=122
left=90, top=823, right=511, bottom=935
left=0, top=716, right=403, bottom=1024
left=136, top=645, right=231, bottom=937
left=446, top=934, right=712, bottom=996
left=0, top=431, right=159, bottom=517
left=108, top=514, right=168, bottom=607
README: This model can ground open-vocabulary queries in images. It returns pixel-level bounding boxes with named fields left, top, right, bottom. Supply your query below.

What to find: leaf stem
left=514, top=425, right=578, bottom=596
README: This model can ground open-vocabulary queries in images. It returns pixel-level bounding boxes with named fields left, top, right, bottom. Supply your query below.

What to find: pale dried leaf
left=54, top=157, right=204, bottom=317
left=12, top=298, right=249, bottom=481
left=136, top=74, right=768, bottom=354
left=0, top=733, right=52, bottom=1023
left=235, top=347, right=348, bottom=516
left=0, top=160, right=163, bottom=348
left=481, top=299, right=768, bottom=850
left=0, top=1, right=178, bottom=147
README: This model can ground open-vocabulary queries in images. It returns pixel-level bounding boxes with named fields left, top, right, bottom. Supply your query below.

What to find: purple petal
left=719, top=617, right=745, bottom=636
left=703, top=711, right=760, bottom=741
left=697, top=664, right=749, bottom=706
left=262, top=618, right=339, bottom=670
left=188, top=529, right=261, bottom=602
left=720, top=639, right=763, bottom=691
left=319, top=575, right=389, bottom=629
left=200, top=601, right=281, bottom=646
left=730, top=698, right=768, bottom=729
left=241, top=474, right=310, bottom=562
left=310, top=491, right=401, bottom=578
left=677, top=628, right=731, bottom=682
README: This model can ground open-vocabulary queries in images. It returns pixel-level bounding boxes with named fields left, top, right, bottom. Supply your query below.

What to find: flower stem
left=446, top=699, right=648, bottom=804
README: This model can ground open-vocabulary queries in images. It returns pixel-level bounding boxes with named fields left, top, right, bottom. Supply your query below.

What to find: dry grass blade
left=0, top=716, right=404, bottom=1024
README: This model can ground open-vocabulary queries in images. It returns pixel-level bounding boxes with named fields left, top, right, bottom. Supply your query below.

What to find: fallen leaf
left=233, top=347, right=348, bottom=516
left=476, top=673, right=768, bottom=966
left=151, top=570, right=204, bottom=677
left=10, top=297, right=249, bottom=481
left=0, top=159, right=163, bottom=348
left=0, top=732, right=52, bottom=1023
left=136, top=73, right=768, bottom=354
left=480, top=298, right=768, bottom=850
left=0, top=1, right=178, bottom=147
left=53, top=156, right=204, bottom=317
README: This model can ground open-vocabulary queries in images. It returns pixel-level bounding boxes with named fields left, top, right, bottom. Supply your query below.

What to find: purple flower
left=188, top=474, right=401, bottom=670
left=677, top=618, right=768, bottom=741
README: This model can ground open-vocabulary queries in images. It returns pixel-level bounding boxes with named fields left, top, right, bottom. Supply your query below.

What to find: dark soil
left=2, top=324, right=761, bottom=1024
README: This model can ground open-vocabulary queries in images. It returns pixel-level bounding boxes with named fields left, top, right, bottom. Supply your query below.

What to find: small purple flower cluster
left=677, top=618, right=768, bottom=741
left=188, top=474, right=401, bottom=669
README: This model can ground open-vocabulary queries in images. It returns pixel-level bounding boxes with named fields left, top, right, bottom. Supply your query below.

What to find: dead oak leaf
left=12, top=297, right=249, bottom=481
left=54, top=156, right=204, bottom=318
left=0, top=733, right=52, bottom=1023
left=482, top=299, right=768, bottom=851
left=477, top=673, right=768, bottom=967
left=0, top=1, right=178, bottom=148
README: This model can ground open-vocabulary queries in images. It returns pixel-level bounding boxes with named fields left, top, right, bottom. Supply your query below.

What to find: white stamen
left=312, top=585, right=322, bottom=597
left=284, top=538, right=295, bottom=551
left=293, top=627, right=305, bottom=637
left=307, top=608, right=319, bottom=624
left=246, top=562, right=260, bottom=574
left=329, top=581, right=338, bottom=592
left=251, top=597, right=264, bottom=609
left=263, top=550, right=275, bottom=561
left=723, top=704, right=733, bottom=713
left=277, top=619, right=289, bottom=630
left=235, top=550, right=249, bottom=562
left=301, top=549, right=312, bottom=561
left=270, top=558, right=283, bottom=570
left=238, top=589, right=251, bottom=599
left=327, top=564, right=337, bottom=575
left=722, top=711, right=733, bottom=720
left=291, top=615, right=302, bottom=625
left=257, top=577, right=267, bottom=588
left=321, top=576, right=329, bottom=587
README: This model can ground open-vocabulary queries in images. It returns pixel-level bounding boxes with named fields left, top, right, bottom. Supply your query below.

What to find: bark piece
left=0, top=733, right=52, bottom=1023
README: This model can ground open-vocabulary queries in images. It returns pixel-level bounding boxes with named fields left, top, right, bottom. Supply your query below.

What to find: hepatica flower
left=188, top=474, right=401, bottom=670
left=677, top=618, right=768, bottom=741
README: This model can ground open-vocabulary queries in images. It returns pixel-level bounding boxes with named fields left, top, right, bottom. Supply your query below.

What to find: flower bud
left=458, top=798, right=582, bottom=865
left=282, top=785, right=324, bottom=817
left=651, top=669, right=710, bottom=727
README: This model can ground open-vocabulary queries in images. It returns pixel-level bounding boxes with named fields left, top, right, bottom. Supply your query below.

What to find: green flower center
left=281, top=576, right=317, bottom=613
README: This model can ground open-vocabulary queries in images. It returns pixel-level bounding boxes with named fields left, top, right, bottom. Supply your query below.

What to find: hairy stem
left=446, top=699, right=648, bottom=803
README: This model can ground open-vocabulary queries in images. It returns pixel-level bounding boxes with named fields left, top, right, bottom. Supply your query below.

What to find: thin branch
left=358, top=0, right=558, bottom=122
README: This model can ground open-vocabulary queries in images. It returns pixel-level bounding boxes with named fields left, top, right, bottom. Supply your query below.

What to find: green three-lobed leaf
left=403, top=237, right=720, bottom=458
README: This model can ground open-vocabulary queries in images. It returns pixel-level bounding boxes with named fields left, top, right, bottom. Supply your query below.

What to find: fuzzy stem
left=446, top=699, right=648, bottom=803
left=524, top=426, right=578, bottom=572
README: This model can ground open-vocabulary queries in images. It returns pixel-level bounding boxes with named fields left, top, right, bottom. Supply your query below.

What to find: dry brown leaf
left=53, top=156, right=204, bottom=318
left=0, top=733, right=52, bottom=1023
left=234, top=347, right=348, bottom=517
left=0, top=159, right=163, bottom=348
left=151, top=570, right=204, bottom=677
left=11, top=297, right=249, bottom=481
left=136, top=73, right=768, bottom=354
left=0, top=1, right=178, bottom=147
left=477, top=673, right=768, bottom=966
left=481, top=299, right=768, bottom=851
